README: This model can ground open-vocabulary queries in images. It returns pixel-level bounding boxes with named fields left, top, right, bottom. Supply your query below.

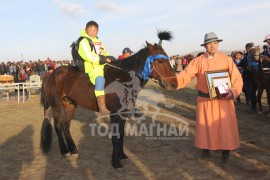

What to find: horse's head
left=142, top=37, right=177, bottom=91
left=108, top=30, right=177, bottom=91
left=249, top=46, right=261, bottom=61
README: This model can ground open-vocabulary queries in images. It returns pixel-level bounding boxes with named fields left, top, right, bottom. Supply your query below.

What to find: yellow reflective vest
left=78, top=29, right=109, bottom=74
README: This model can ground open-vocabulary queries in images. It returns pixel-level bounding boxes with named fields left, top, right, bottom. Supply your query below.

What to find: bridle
left=151, top=60, right=176, bottom=85
left=138, top=54, right=176, bottom=83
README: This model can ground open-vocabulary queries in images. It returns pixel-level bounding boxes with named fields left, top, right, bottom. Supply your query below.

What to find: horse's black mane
left=108, top=47, right=149, bottom=74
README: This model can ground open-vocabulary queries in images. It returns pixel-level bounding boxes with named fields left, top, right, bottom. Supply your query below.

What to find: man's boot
left=221, top=150, right=230, bottom=164
left=97, top=95, right=110, bottom=115
left=200, top=149, right=211, bottom=159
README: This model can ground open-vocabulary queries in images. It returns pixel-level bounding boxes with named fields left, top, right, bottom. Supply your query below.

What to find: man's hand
left=223, top=89, right=233, bottom=100
left=106, top=58, right=111, bottom=63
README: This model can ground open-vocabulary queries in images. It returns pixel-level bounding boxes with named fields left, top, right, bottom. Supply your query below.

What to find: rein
left=152, top=65, right=176, bottom=81
left=106, top=63, right=126, bottom=71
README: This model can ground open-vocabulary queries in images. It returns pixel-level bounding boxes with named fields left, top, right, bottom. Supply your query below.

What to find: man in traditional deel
left=176, top=32, right=243, bottom=164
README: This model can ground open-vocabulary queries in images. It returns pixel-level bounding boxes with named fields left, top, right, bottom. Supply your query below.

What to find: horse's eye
left=158, top=59, right=163, bottom=63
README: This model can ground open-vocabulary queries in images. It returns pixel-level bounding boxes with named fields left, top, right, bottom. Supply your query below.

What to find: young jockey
left=78, top=20, right=111, bottom=115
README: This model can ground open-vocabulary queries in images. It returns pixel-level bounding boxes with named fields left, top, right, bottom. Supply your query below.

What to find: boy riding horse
left=78, top=21, right=112, bottom=115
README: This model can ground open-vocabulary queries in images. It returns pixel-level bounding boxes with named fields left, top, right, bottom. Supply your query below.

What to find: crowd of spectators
left=169, top=54, right=196, bottom=73
left=0, top=58, right=73, bottom=82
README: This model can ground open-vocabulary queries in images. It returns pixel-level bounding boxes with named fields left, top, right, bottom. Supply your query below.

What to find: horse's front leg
left=110, top=114, right=125, bottom=168
left=119, top=120, right=128, bottom=160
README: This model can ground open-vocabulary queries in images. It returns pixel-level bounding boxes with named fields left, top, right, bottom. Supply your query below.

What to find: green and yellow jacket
left=78, top=29, right=109, bottom=73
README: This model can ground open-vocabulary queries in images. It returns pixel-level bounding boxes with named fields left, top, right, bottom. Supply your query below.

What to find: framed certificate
left=205, top=70, right=231, bottom=99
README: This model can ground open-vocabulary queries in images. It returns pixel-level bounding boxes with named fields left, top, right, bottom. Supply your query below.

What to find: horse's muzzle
left=159, top=79, right=177, bottom=91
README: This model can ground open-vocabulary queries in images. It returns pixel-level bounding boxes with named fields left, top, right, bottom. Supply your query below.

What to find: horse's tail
left=40, top=117, right=52, bottom=154
left=40, top=76, right=53, bottom=154
left=40, top=82, right=50, bottom=109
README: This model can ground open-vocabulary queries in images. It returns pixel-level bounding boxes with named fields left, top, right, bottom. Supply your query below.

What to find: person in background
left=232, top=51, right=244, bottom=104
left=181, top=56, right=188, bottom=70
left=118, top=47, right=133, bottom=60
left=39, top=61, right=46, bottom=80
left=19, top=65, right=26, bottom=80
left=47, top=59, right=56, bottom=71
left=175, top=56, right=182, bottom=73
left=262, top=34, right=270, bottom=65
left=238, top=43, right=255, bottom=107
left=169, top=56, right=175, bottom=69
left=5, top=62, right=10, bottom=75
left=176, top=32, right=243, bottom=164
left=25, top=64, right=32, bottom=80
left=0, top=62, right=6, bottom=75
left=43, top=66, right=53, bottom=80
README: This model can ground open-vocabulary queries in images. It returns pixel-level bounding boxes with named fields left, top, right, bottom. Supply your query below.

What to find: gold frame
left=205, top=70, right=231, bottom=99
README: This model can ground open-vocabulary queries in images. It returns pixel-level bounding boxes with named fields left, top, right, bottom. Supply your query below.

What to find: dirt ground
left=0, top=80, right=270, bottom=180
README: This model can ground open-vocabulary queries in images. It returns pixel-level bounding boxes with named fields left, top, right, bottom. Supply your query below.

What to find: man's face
left=86, top=25, right=98, bottom=38
left=266, top=39, right=270, bottom=46
left=126, top=52, right=132, bottom=57
left=204, top=41, right=219, bottom=54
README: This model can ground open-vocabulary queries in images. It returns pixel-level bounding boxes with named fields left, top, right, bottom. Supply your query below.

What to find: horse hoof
left=70, top=153, right=79, bottom=159
left=119, top=154, right=128, bottom=160
left=257, top=111, right=263, bottom=115
left=63, top=153, right=70, bottom=157
left=108, top=131, right=112, bottom=139
left=112, top=161, right=124, bottom=169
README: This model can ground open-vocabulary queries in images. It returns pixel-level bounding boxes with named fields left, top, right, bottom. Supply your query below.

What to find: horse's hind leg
left=61, top=101, right=78, bottom=156
left=257, top=87, right=263, bottom=114
left=52, top=105, right=69, bottom=156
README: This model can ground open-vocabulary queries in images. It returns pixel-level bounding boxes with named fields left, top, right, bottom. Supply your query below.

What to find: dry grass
left=0, top=80, right=269, bottom=179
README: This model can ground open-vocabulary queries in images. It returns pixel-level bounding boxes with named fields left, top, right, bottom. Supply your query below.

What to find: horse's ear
left=146, top=41, right=154, bottom=51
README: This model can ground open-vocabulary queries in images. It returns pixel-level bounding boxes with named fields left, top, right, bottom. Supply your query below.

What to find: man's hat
left=263, top=34, right=270, bottom=42
left=201, top=32, right=223, bottom=46
left=122, top=47, right=133, bottom=54
left=231, top=51, right=244, bottom=58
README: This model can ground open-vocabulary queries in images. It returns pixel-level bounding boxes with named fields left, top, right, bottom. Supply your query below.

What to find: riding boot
left=200, top=149, right=211, bottom=159
left=221, top=150, right=230, bottom=164
left=97, top=95, right=110, bottom=115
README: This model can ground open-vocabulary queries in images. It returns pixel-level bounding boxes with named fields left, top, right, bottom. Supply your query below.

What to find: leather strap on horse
left=138, top=54, right=170, bottom=81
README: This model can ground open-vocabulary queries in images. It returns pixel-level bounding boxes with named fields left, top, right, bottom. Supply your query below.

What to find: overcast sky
left=0, top=0, right=269, bottom=62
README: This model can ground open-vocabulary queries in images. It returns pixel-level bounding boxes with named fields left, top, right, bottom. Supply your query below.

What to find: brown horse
left=40, top=31, right=178, bottom=168
left=249, top=46, right=270, bottom=114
